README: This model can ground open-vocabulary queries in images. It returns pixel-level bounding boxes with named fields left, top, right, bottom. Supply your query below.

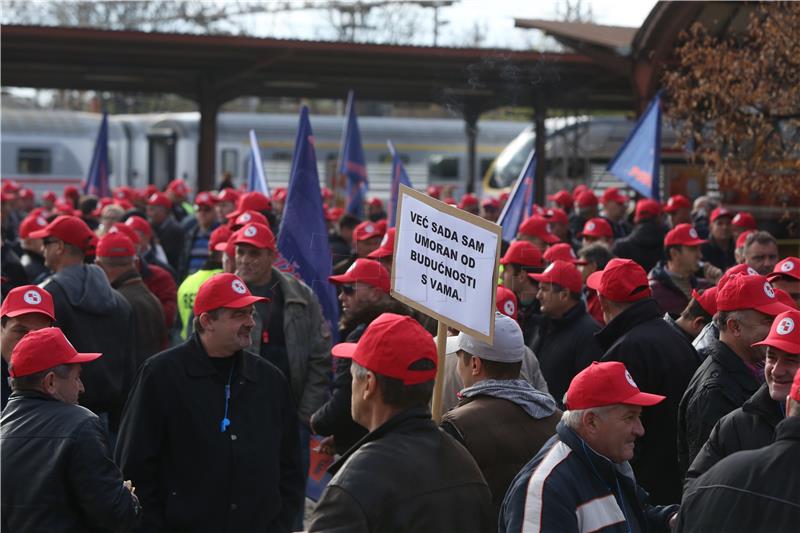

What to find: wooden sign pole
left=431, top=320, right=448, bottom=423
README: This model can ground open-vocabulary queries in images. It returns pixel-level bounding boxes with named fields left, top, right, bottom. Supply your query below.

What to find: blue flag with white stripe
left=497, top=150, right=536, bottom=242
left=607, top=91, right=662, bottom=200
left=339, top=91, right=368, bottom=218
left=246, top=129, right=270, bottom=196
left=387, top=139, right=412, bottom=228
left=83, top=112, right=110, bottom=198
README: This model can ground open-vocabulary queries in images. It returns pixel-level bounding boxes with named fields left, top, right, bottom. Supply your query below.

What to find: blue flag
left=84, top=112, right=110, bottom=198
left=607, top=91, right=662, bottom=200
left=496, top=150, right=536, bottom=242
left=339, top=91, right=368, bottom=218
left=246, top=130, right=270, bottom=196
left=277, top=106, right=339, bottom=344
left=387, top=140, right=412, bottom=228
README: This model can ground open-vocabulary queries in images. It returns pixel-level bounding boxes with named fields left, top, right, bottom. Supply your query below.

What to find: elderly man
left=308, top=313, right=493, bottom=532
left=1, top=327, right=140, bottom=531
left=115, top=273, right=303, bottom=532
left=441, top=312, right=560, bottom=521
left=685, top=308, right=800, bottom=485
left=648, top=223, right=709, bottom=315
left=741, top=230, right=780, bottom=275
left=500, top=361, right=678, bottom=533
left=677, top=274, right=792, bottom=474
left=677, top=367, right=800, bottom=532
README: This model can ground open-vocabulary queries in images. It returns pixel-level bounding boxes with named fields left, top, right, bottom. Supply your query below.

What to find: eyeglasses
left=340, top=284, right=355, bottom=295
left=42, top=238, right=61, bottom=246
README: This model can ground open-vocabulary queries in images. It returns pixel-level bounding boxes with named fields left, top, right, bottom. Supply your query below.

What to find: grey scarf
left=459, top=378, right=557, bottom=419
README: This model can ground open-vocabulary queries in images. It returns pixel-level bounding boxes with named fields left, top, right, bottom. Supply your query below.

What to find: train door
left=147, top=127, right=176, bottom=190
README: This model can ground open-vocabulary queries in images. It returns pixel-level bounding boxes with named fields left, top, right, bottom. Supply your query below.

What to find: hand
left=317, top=435, right=336, bottom=456
left=123, top=479, right=136, bottom=495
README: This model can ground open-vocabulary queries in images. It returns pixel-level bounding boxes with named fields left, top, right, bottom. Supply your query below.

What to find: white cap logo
left=781, top=261, right=795, bottom=273
left=764, top=282, right=775, bottom=299
left=231, top=279, right=247, bottom=295
left=238, top=213, right=252, bottom=223
left=36, top=216, right=47, bottom=227
left=544, top=262, right=555, bottom=273
left=243, top=226, right=257, bottom=238
left=365, top=224, right=374, bottom=234
left=624, top=370, right=638, bottom=388
left=108, top=226, right=119, bottom=234
left=503, top=300, right=516, bottom=316
left=345, top=261, right=358, bottom=274
left=747, top=266, right=758, bottom=275
left=23, top=290, right=42, bottom=305
left=586, top=221, right=596, bottom=231
left=689, top=228, right=699, bottom=239
left=380, top=233, right=389, bottom=246
left=777, top=317, right=795, bottom=335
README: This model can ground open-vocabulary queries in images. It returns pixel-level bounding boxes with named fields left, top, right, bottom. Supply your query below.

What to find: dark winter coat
left=112, top=268, right=167, bottom=368
left=1, top=390, right=140, bottom=532
left=612, top=220, right=668, bottom=272
left=308, top=407, right=494, bottom=533
left=700, top=237, right=736, bottom=271
left=684, top=383, right=783, bottom=486
left=20, top=248, right=49, bottom=284
left=115, top=334, right=304, bottom=533
left=597, top=298, right=700, bottom=504
left=648, top=261, right=708, bottom=316
left=677, top=416, right=800, bottom=533
left=152, top=216, right=185, bottom=273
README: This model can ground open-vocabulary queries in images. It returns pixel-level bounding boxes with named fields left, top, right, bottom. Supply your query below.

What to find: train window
left=428, top=155, right=459, bottom=181
left=479, top=158, right=493, bottom=178
left=221, top=149, right=239, bottom=178
left=272, top=152, right=292, bottom=161
left=378, top=153, right=410, bottom=164
left=17, top=148, right=52, bottom=174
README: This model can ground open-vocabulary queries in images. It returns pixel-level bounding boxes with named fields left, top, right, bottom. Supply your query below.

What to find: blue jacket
left=499, top=422, right=678, bottom=533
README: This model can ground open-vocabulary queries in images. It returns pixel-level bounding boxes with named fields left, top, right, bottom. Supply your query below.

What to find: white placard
left=392, top=185, right=501, bottom=343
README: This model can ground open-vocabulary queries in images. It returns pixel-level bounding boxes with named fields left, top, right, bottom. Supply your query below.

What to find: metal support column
left=464, top=108, right=479, bottom=194
left=197, top=74, right=219, bottom=192
left=534, top=90, right=547, bottom=205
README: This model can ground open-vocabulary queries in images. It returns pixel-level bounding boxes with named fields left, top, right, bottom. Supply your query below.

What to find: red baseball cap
left=459, top=193, right=478, bottom=209
left=18, top=188, right=33, bottom=200
left=634, top=199, right=662, bottom=222
left=29, top=215, right=95, bottom=252
left=332, top=313, right=436, bottom=385
left=232, top=222, right=276, bottom=251
left=320, top=187, right=334, bottom=201
left=496, top=286, right=518, bottom=321
left=575, top=190, right=598, bottom=208
left=96, top=232, right=135, bottom=258
left=230, top=210, right=269, bottom=230
left=329, top=258, right=390, bottom=293
left=768, top=257, right=800, bottom=282
left=426, top=185, right=442, bottom=199
left=691, top=287, right=718, bottom=317
left=601, top=187, right=628, bottom=205
left=193, top=273, right=268, bottom=315
left=326, top=206, right=345, bottom=222
left=353, top=220, right=385, bottom=243
left=736, top=229, right=755, bottom=249
left=518, top=216, right=560, bottom=244
left=543, top=243, right=579, bottom=265
left=228, top=191, right=272, bottom=218
left=194, top=191, right=217, bottom=208
left=732, top=211, right=756, bottom=230
left=272, top=187, right=287, bottom=203
left=663, top=194, right=691, bottom=213
left=42, top=191, right=57, bottom=203
left=718, top=263, right=759, bottom=290
left=482, top=197, right=500, bottom=210
left=147, top=192, right=172, bottom=209
left=544, top=207, right=569, bottom=225
left=586, top=258, right=651, bottom=302
left=209, top=225, right=233, bottom=252
left=217, top=188, right=240, bottom=203
left=716, top=274, right=792, bottom=316
left=791, top=367, right=800, bottom=402
left=0, top=285, right=55, bottom=320
left=9, top=327, right=101, bottom=378
left=368, top=197, right=384, bottom=208
left=752, top=310, right=800, bottom=355
left=775, top=288, right=798, bottom=310
left=443, top=197, right=457, bottom=206
left=547, top=190, right=574, bottom=209
left=581, top=217, right=613, bottom=239
left=500, top=240, right=544, bottom=268
left=573, top=184, right=589, bottom=196
left=367, top=228, right=395, bottom=260
left=167, top=179, right=190, bottom=197
left=566, top=361, right=665, bottom=410
left=124, top=216, right=153, bottom=240
left=109, top=223, right=141, bottom=246
left=711, top=206, right=734, bottom=223
left=664, top=223, right=707, bottom=247
left=530, top=260, right=583, bottom=293
left=19, top=214, right=50, bottom=239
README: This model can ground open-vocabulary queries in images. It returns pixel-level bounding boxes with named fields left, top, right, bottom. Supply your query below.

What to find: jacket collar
left=595, top=298, right=662, bottom=350
left=185, top=334, right=258, bottom=382
left=549, top=300, right=587, bottom=328
left=707, top=337, right=761, bottom=391
left=649, top=260, right=698, bottom=292
left=7, top=389, right=59, bottom=403
left=556, top=421, right=636, bottom=486
left=111, top=268, right=143, bottom=289
left=271, top=267, right=307, bottom=306
left=775, top=416, right=800, bottom=443
left=743, top=383, right=784, bottom=426
left=663, top=312, right=695, bottom=343
left=329, top=406, right=433, bottom=476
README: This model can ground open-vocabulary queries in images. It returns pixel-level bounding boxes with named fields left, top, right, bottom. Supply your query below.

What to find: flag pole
left=431, top=321, right=448, bottom=423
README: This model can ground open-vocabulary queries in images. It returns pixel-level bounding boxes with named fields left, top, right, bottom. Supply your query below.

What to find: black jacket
left=529, top=301, right=602, bottom=406
left=1, top=390, right=140, bottom=532
left=152, top=216, right=185, bottom=273
left=676, top=416, right=800, bottom=533
left=115, top=335, right=304, bottom=533
left=20, top=249, right=50, bottom=284
left=677, top=336, right=761, bottom=476
left=112, top=269, right=167, bottom=370
left=40, top=264, right=136, bottom=427
left=612, top=220, right=668, bottom=272
left=684, top=383, right=783, bottom=486
left=700, top=237, right=736, bottom=271
left=648, top=261, right=707, bottom=316
left=308, top=407, right=494, bottom=533
left=597, top=298, right=700, bottom=505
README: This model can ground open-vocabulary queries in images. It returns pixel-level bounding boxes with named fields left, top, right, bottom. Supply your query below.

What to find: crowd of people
left=1, top=177, right=799, bottom=532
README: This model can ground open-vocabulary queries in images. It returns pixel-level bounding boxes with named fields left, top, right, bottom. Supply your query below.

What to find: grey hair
left=351, top=360, right=369, bottom=380
left=561, top=392, right=618, bottom=429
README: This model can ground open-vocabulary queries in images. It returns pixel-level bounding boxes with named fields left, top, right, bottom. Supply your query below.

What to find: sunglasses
left=340, top=284, right=355, bottom=295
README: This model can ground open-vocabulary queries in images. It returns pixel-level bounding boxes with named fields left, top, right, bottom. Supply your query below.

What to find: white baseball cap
left=445, top=311, right=525, bottom=363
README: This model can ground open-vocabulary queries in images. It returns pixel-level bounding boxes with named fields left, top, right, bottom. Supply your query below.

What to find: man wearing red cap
left=769, top=257, right=800, bottom=308
left=366, top=196, right=386, bottom=221
left=700, top=206, right=736, bottom=271
left=685, top=309, right=800, bottom=488
left=500, top=361, right=678, bottom=533
left=481, top=196, right=500, bottom=222
left=529, top=260, right=602, bottom=406
left=1, top=327, right=140, bottom=531
left=611, top=199, right=668, bottom=273
left=458, top=193, right=480, bottom=216
left=116, top=273, right=303, bottom=532
left=311, top=259, right=404, bottom=455
left=34, top=216, right=136, bottom=433
left=731, top=210, right=757, bottom=238
left=648, top=223, right=710, bottom=315
left=590, top=258, right=700, bottom=504
left=18, top=212, right=51, bottom=284
left=95, top=232, right=166, bottom=366
left=165, top=178, right=193, bottom=222
left=580, top=216, right=614, bottom=248
left=178, top=190, right=220, bottom=280
left=677, top=367, right=800, bottom=532
left=543, top=207, right=571, bottom=243
left=500, top=240, right=546, bottom=343
left=145, top=192, right=185, bottom=272
left=0, top=285, right=56, bottom=409
left=568, top=189, right=599, bottom=237
left=663, top=194, right=692, bottom=227
left=308, top=313, right=493, bottom=532
left=546, top=189, right=573, bottom=213
left=677, top=274, right=792, bottom=475
left=600, top=187, right=632, bottom=238
left=663, top=287, right=718, bottom=343
left=333, top=220, right=385, bottom=274
left=741, top=230, right=780, bottom=276
left=517, top=215, right=560, bottom=252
